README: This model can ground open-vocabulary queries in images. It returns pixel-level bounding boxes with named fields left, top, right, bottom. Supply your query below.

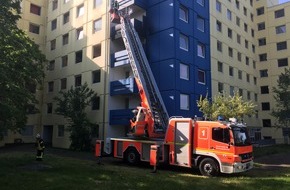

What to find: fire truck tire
left=199, top=158, right=219, bottom=177
left=125, top=148, right=140, bottom=165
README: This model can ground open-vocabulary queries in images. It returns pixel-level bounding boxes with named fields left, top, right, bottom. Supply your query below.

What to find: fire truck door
left=174, top=122, right=191, bottom=167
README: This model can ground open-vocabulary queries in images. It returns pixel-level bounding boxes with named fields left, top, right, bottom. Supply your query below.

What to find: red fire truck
left=96, top=8, right=253, bottom=176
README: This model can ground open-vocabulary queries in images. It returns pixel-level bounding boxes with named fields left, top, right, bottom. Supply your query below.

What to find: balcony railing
left=109, top=109, right=134, bottom=125
left=110, top=77, right=138, bottom=95
left=111, top=50, right=129, bottom=67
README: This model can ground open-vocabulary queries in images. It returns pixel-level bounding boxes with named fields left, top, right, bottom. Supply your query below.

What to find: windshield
left=231, top=126, right=252, bottom=146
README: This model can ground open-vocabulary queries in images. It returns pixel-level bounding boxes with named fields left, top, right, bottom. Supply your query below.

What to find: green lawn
left=0, top=145, right=289, bottom=190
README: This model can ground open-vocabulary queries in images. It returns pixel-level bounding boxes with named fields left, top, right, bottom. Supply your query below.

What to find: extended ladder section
left=120, top=15, right=169, bottom=132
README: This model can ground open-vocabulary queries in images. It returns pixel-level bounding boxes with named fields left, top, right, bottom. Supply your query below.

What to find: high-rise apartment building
left=1, top=0, right=289, bottom=148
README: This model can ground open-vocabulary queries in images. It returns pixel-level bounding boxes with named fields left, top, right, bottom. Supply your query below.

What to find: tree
left=0, top=0, right=46, bottom=139
left=197, top=92, right=256, bottom=121
left=54, top=83, right=97, bottom=151
left=271, top=68, right=290, bottom=128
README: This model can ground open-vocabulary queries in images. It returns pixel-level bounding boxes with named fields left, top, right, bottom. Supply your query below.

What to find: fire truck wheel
left=199, top=158, right=219, bottom=177
left=125, top=148, right=140, bottom=165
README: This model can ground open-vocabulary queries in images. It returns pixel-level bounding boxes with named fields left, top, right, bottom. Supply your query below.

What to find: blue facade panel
left=145, top=0, right=211, bottom=118
left=110, top=109, right=134, bottom=125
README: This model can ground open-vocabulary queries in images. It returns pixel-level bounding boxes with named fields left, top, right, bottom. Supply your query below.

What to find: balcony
left=110, top=77, right=138, bottom=96
left=117, top=0, right=147, bottom=10
left=111, top=18, right=144, bottom=40
left=109, top=109, right=134, bottom=125
left=111, top=50, right=129, bottom=68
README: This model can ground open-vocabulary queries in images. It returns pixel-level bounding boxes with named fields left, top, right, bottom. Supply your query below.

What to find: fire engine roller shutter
left=174, top=122, right=191, bottom=167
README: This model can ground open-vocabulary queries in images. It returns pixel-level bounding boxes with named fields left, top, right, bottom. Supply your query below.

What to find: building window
left=51, top=39, right=56, bottom=50
left=246, top=56, right=249, bottom=65
left=256, top=7, right=264, bottom=15
left=60, top=78, right=67, bottom=90
left=52, top=0, right=58, bottom=10
left=216, top=0, right=221, bottom=12
left=236, top=16, right=240, bottom=26
left=258, top=22, right=265, bottom=31
left=259, top=53, right=267, bottom=62
left=260, top=69, right=268, bottom=77
left=93, top=44, right=101, bottom=58
left=250, top=0, right=253, bottom=6
left=180, top=94, right=189, bottom=110
left=75, top=50, right=82, bottom=63
left=229, top=66, right=234, bottom=77
left=62, top=55, right=68, bottom=67
left=217, top=40, right=222, bottom=52
left=29, top=23, right=40, bottom=34
left=48, top=60, right=55, bottom=71
left=235, top=0, right=240, bottom=9
left=276, top=25, right=286, bottom=34
left=64, top=0, right=70, bottom=3
left=237, top=52, right=241, bottom=62
left=197, top=16, right=205, bottom=32
left=254, top=77, right=257, bottom=85
left=250, top=13, right=254, bottom=22
left=228, top=28, right=232, bottom=39
left=227, top=9, right=232, bottom=20
left=48, top=81, right=54, bottom=92
left=247, top=91, right=251, bottom=100
left=218, top=82, right=224, bottom=93
left=93, top=18, right=102, bottom=33
left=197, top=43, right=205, bottom=58
left=76, top=27, right=84, bottom=40
left=252, top=45, right=256, bottom=53
left=77, top=4, right=84, bottom=17
left=63, top=11, right=70, bottom=24
left=230, top=86, right=234, bottom=96
left=30, top=4, right=41, bottom=15
left=246, top=74, right=250, bottom=82
left=180, top=34, right=189, bottom=51
left=92, top=96, right=100, bottom=110
left=92, top=70, right=101, bottom=83
left=62, top=33, right=69, bottom=45
left=262, top=119, right=271, bottom=127
left=47, top=103, right=53, bottom=114
left=278, top=58, right=288, bottom=67
left=238, top=70, right=242, bottom=79
left=179, top=5, right=188, bottom=23
left=261, top=102, right=270, bottom=111
left=180, top=63, right=189, bottom=80
left=51, top=19, right=57, bottom=30
left=228, top=47, right=233, bottom=57
left=275, top=9, right=285, bottom=18
left=260, top=86, right=269, bottom=94
left=277, top=41, right=287, bottom=51
left=75, top=75, right=82, bottom=87
left=198, top=70, right=205, bottom=84
left=217, top=61, right=223, bottom=72
left=197, top=0, right=204, bottom=6
left=239, top=88, right=243, bottom=96
left=237, top=34, right=241, bottom=44
left=93, top=0, right=102, bottom=8
left=245, top=40, right=249, bottom=49
left=244, top=23, right=248, bottom=32
left=243, top=6, right=247, bottom=16
left=258, top=38, right=266, bottom=46
left=216, top=20, right=222, bottom=32
left=58, top=125, right=65, bottom=137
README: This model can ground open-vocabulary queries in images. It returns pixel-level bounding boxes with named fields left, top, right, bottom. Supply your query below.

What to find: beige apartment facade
left=1, top=0, right=290, bottom=148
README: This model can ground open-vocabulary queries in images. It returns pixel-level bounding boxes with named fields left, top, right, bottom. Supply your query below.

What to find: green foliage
left=54, top=83, right=97, bottom=151
left=197, top=92, right=256, bottom=121
left=272, top=68, right=290, bottom=127
left=0, top=0, right=46, bottom=139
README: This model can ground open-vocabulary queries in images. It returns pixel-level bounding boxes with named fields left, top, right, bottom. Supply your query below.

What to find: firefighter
left=112, top=0, right=119, bottom=14
left=35, top=133, right=45, bottom=161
